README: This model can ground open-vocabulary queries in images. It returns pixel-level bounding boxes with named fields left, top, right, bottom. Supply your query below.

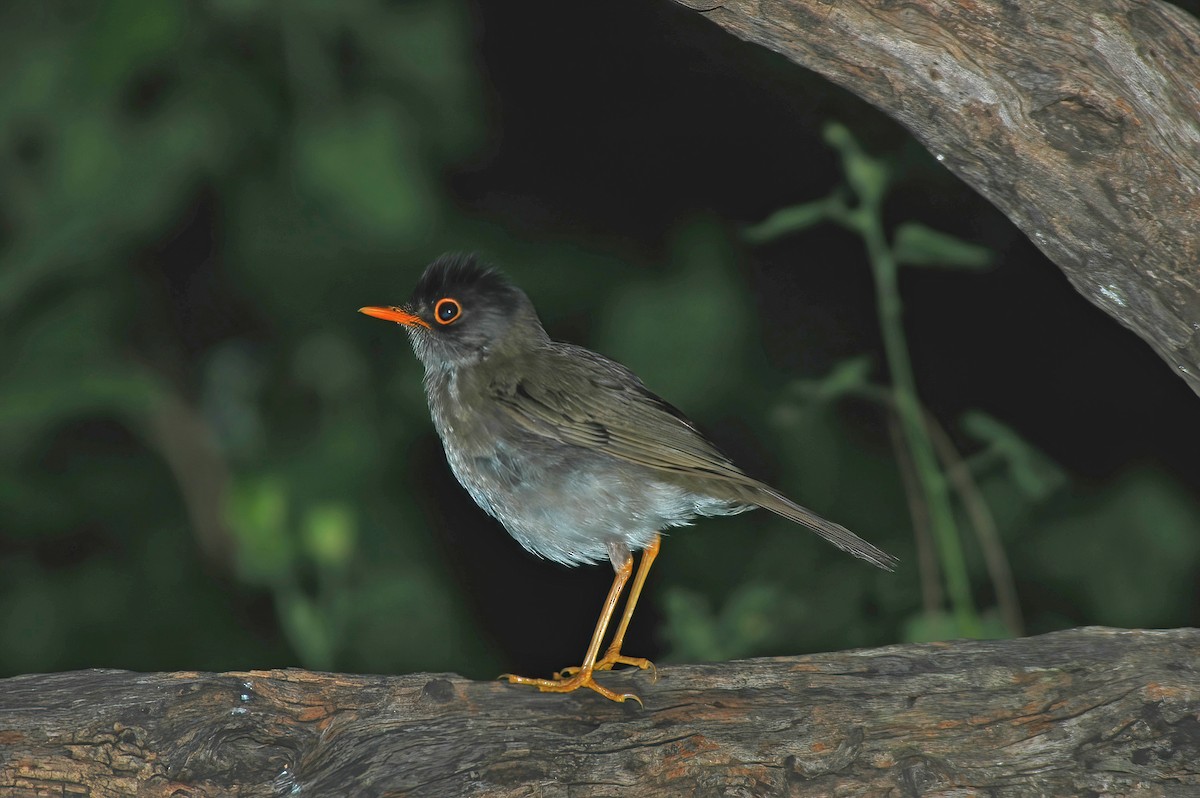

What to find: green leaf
left=662, top=587, right=722, bottom=663
left=788, top=356, right=875, bottom=403
left=0, top=294, right=161, bottom=456
left=1030, top=468, right=1200, bottom=627
left=293, top=101, right=435, bottom=243
left=0, top=563, right=62, bottom=673
left=226, top=476, right=296, bottom=586
left=977, top=611, right=1016, bottom=640
left=902, top=608, right=1010, bottom=642
left=893, top=222, right=994, bottom=270
left=84, top=0, right=188, bottom=90
left=662, top=582, right=812, bottom=662
left=743, top=199, right=833, bottom=244
left=962, top=411, right=1067, bottom=501
left=718, top=583, right=792, bottom=656
left=900, top=609, right=959, bottom=643
left=595, top=219, right=750, bottom=413
left=302, top=504, right=357, bottom=570
left=360, top=0, right=485, bottom=158
left=279, top=590, right=334, bottom=670
left=823, top=122, right=888, bottom=206
left=342, top=567, right=496, bottom=674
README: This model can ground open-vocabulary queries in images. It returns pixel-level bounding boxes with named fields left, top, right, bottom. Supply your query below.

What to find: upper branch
left=676, top=0, right=1200, bottom=396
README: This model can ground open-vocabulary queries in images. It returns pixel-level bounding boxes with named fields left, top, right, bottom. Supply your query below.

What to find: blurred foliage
left=0, top=0, right=496, bottom=675
left=688, top=124, right=1200, bottom=659
left=1, top=0, right=1198, bottom=680
left=746, top=123, right=997, bottom=641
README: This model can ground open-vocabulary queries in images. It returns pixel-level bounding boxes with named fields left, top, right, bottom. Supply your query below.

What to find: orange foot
left=500, top=668, right=643, bottom=705
left=555, top=647, right=656, bottom=681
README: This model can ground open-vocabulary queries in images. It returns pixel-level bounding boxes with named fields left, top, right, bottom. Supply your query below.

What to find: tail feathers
left=750, top=485, right=898, bottom=572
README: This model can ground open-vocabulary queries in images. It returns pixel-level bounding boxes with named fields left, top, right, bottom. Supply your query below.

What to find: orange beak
left=358, top=305, right=430, bottom=329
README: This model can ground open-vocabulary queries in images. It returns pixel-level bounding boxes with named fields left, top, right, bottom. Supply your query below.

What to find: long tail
left=749, top=484, right=898, bottom=571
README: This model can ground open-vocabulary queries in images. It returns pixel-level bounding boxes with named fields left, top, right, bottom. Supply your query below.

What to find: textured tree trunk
left=673, top=0, right=1200, bottom=397
left=2, top=627, right=1198, bottom=796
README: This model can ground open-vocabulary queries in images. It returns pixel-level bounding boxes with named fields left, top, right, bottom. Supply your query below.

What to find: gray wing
left=488, top=343, right=898, bottom=571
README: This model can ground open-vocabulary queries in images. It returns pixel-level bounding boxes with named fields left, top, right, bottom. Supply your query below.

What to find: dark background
left=2, top=0, right=1197, bottom=681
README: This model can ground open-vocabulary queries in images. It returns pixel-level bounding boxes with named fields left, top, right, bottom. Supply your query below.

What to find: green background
left=2, top=0, right=1198, bottom=680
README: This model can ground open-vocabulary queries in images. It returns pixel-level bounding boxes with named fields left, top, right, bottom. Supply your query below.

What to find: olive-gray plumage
left=370, top=253, right=897, bottom=574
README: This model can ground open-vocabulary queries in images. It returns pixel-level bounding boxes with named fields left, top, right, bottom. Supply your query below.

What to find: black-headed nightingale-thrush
left=361, top=253, right=896, bottom=704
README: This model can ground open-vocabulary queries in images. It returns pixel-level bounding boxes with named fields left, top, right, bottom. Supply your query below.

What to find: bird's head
left=360, top=253, right=547, bottom=371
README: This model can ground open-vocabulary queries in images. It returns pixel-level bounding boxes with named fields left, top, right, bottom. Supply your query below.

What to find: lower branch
left=1, top=627, right=1197, bottom=796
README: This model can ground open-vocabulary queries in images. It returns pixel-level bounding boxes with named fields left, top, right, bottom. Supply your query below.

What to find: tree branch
left=2, top=627, right=1198, bottom=796
left=674, top=0, right=1200, bottom=397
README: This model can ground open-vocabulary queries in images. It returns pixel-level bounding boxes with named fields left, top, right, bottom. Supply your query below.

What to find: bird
left=360, top=253, right=897, bottom=704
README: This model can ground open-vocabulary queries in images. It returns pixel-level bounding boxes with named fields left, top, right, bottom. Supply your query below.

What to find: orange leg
left=500, top=549, right=642, bottom=704
left=596, top=534, right=659, bottom=675
left=558, top=534, right=660, bottom=679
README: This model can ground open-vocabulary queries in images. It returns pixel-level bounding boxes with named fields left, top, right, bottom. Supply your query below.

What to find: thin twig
left=924, top=414, right=1024, bottom=636
left=886, top=410, right=942, bottom=613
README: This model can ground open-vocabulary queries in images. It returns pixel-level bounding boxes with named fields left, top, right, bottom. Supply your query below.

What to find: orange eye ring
left=434, top=297, right=462, bottom=325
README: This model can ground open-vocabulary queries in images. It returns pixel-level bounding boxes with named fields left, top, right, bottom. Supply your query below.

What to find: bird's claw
left=499, top=670, right=644, bottom=706
left=555, top=649, right=655, bottom=679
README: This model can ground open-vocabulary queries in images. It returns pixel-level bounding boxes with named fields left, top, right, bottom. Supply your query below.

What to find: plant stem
left=850, top=193, right=981, bottom=636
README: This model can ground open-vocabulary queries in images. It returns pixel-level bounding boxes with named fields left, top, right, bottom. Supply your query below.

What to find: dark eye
left=435, top=297, right=462, bottom=325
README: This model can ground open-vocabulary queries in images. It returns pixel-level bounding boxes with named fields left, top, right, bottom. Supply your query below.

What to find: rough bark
left=674, top=0, right=1200, bottom=397
left=2, top=627, right=1198, bottom=796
